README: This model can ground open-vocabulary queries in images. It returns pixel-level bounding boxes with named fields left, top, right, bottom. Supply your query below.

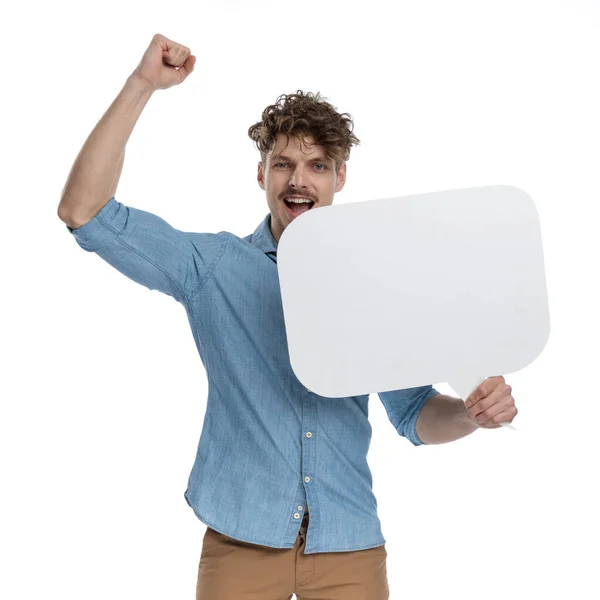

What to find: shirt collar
left=250, top=213, right=278, bottom=256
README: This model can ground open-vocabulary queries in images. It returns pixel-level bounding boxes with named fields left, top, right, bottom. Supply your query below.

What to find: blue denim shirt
left=66, top=197, right=440, bottom=554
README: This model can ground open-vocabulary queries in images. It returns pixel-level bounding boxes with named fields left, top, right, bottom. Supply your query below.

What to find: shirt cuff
left=65, top=197, right=118, bottom=252
left=407, top=387, right=441, bottom=446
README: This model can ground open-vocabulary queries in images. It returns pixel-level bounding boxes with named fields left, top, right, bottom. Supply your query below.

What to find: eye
left=274, top=162, right=326, bottom=170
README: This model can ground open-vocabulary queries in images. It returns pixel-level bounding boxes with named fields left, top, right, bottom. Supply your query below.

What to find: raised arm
left=57, top=35, right=228, bottom=307
left=57, top=33, right=196, bottom=228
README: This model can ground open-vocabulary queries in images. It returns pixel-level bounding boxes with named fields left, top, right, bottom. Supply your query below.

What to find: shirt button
left=294, top=512, right=300, bottom=519
left=298, top=505, right=303, bottom=511
left=305, top=432, right=312, bottom=438
left=305, top=476, right=311, bottom=483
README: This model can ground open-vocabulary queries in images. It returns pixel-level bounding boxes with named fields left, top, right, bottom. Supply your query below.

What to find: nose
left=289, top=165, right=308, bottom=189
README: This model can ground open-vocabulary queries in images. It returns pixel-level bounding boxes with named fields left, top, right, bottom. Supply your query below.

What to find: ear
left=257, top=162, right=265, bottom=190
left=335, top=162, right=347, bottom=192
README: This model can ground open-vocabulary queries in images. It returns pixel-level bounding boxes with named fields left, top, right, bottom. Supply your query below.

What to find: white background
left=2, top=0, right=598, bottom=598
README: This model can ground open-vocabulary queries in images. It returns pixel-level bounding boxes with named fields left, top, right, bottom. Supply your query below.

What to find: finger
left=497, top=406, right=518, bottom=424
left=178, top=55, right=196, bottom=79
left=163, top=45, right=191, bottom=68
left=478, top=418, right=500, bottom=429
left=474, top=395, right=513, bottom=425
left=466, top=384, right=512, bottom=418
left=480, top=403, right=518, bottom=428
left=466, top=375, right=506, bottom=405
left=481, top=418, right=506, bottom=429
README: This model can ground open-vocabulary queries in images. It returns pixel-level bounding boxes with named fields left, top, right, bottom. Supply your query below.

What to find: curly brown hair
left=248, top=90, right=360, bottom=175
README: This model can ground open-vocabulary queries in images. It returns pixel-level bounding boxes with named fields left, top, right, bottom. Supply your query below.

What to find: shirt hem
left=184, top=491, right=386, bottom=553
left=184, top=491, right=296, bottom=549
left=303, top=539, right=387, bottom=554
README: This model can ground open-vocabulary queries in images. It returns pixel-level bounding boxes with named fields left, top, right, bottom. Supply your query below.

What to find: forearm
left=58, top=73, right=154, bottom=227
left=415, top=394, right=479, bottom=445
left=108, top=148, right=126, bottom=200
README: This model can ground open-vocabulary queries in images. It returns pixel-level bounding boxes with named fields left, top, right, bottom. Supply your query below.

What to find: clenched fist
left=132, top=33, right=196, bottom=91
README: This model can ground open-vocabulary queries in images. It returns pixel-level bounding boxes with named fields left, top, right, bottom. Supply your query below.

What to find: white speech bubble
left=277, top=186, right=550, bottom=429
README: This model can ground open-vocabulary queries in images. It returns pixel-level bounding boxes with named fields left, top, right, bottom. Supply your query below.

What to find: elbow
left=57, top=202, right=79, bottom=229
left=58, top=202, right=91, bottom=230
left=57, top=202, right=73, bottom=226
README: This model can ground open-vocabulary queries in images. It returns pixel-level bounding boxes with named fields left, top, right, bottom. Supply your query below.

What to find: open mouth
left=283, top=197, right=315, bottom=217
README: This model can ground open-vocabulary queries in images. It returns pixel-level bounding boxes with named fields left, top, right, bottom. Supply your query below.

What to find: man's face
left=257, top=133, right=347, bottom=242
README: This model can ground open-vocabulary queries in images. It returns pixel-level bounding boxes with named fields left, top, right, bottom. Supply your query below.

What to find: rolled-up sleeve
left=378, top=385, right=441, bottom=446
left=66, top=196, right=228, bottom=305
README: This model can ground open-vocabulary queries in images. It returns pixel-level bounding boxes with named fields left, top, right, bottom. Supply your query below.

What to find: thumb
left=180, top=55, right=196, bottom=79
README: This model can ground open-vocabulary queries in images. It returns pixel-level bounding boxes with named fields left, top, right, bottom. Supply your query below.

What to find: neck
left=270, top=215, right=283, bottom=243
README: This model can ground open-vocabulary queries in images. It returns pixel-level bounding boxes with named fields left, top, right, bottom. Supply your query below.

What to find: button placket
left=300, top=387, right=317, bottom=542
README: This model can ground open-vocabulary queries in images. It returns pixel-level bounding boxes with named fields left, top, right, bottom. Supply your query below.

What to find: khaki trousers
left=196, top=511, right=390, bottom=599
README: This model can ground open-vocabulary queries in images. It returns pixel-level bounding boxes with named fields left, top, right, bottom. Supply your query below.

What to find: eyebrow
left=271, top=154, right=330, bottom=163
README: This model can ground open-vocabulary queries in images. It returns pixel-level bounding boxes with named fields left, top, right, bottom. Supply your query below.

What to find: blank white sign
left=277, top=185, right=550, bottom=399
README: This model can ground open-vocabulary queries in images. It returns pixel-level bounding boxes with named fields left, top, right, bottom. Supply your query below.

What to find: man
left=58, top=34, right=518, bottom=600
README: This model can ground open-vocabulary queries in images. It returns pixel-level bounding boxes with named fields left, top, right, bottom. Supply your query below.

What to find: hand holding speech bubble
left=277, top=186, right=550, bottom=430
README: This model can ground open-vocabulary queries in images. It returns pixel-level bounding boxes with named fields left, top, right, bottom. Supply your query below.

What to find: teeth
left=285, top=197, right=313, bottom=204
